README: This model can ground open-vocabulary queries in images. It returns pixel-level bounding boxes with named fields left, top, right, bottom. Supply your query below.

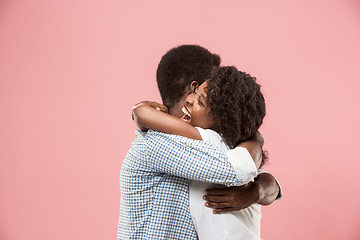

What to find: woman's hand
left=132, top=101, right=168, bottom=120
left=130, top=100, right=201, bottom=140
left=131, top=101, right=168, bottom=132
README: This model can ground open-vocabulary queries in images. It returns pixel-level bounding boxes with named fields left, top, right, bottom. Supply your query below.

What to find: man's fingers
left=203, top=195, right=229, bottom=203
left=205, top=201, right=231, bottom=209
left=205, top=187, right=232, bottom=196
left=212, top=207, right=241, bottom=214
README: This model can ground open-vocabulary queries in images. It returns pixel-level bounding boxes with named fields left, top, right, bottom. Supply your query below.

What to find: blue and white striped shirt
left=117, top=130, right=257, bottom=239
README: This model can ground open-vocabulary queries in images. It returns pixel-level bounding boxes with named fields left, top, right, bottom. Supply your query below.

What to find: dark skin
left=204, top=132, right=280, bottom=213
left=204, top=172, right=279, bottom=213
left=133, top=81, right=280, bottom=213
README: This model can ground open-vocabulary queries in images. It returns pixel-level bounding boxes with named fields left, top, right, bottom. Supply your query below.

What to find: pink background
left=1, top=0, right=360, bottom=239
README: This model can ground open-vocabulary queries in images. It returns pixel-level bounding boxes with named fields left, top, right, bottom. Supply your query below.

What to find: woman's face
left=181, top=81, right=215, bottom=129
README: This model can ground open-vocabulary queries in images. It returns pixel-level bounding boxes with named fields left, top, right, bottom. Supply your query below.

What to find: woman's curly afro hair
left=206, top=66, right=266, bottom=149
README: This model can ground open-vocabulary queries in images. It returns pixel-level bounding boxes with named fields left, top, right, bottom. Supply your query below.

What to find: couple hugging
left=118, top=45, right=282, bottom=240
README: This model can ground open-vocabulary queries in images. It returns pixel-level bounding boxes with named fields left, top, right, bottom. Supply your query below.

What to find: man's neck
left=168, top=106, right=183, bottom=118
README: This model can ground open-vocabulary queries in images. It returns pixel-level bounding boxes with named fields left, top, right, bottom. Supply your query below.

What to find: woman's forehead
left=199, top=81, right=208, bottom=89
left=198, top=81, right=209, bottom=94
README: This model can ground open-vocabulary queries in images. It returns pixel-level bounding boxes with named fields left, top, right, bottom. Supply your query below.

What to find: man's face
left=168, top=81, right=199, bottom=118
left=169, top=93, right=189, bottom=118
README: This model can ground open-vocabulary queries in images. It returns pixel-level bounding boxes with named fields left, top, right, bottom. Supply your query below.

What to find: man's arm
left=253, top=172, right=281, bottom=205
left=145, top=130, right=258, bottom=186
left=203, top=132, right=281, bottom=213
left=203, top=172, right=280, bottom=213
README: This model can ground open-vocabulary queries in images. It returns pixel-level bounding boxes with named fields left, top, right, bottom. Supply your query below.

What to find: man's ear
left=190, top=81, right=199, bottom=93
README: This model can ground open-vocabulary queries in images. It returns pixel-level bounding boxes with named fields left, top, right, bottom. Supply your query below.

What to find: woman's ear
left=190, top=81, right=199, bottom=93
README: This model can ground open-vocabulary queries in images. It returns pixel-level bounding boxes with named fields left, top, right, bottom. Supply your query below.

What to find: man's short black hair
left=156, top=45, right=221, bottom=107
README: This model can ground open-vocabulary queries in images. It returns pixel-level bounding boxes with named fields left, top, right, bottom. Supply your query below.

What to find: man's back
left=118, top=131, right=197, bottom=239
left=117, top=129, right=256, bottom=239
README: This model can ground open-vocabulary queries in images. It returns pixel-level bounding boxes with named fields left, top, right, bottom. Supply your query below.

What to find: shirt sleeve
left=227, top=147, right=257, bottom=186
left=196, top=127, right=257, bottom=186
left=144, top=130, right=257, bottom=187
left=257, top=169, right=283, bottom=200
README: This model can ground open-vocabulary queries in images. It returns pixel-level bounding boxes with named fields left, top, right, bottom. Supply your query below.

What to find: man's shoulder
left=135, top=129, right=225, bottom=155
left=133, top=129, right=186, bottom=148
left=144, top=129, right=197, bottom=143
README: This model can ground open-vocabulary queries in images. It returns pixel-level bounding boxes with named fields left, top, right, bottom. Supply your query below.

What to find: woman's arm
left=132, top=101, right=202, bottom=140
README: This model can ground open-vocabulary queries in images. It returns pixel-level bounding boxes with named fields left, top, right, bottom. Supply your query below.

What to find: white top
left=190, top=127, right=262, bottom=240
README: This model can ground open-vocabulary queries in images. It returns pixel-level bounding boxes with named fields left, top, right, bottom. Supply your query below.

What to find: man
left=118, top=45, right=281, bottom=239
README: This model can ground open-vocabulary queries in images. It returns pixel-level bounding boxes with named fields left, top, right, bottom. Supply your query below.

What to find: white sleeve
left=227, top=147, right=257, bottom=185
left=195, top=127, right=257, bottom=185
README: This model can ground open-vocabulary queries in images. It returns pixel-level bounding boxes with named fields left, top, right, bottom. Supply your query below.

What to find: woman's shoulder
left=195, top=127, right=229, bottom=150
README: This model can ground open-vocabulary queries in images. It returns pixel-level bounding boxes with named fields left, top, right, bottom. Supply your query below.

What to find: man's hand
left=204, top=172, right=280, bottom=213
left=203, top=181, right=264, bottom=214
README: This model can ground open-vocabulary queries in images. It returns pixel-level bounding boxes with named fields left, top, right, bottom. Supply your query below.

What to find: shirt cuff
left=226, top=147, right=257, bottom=186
